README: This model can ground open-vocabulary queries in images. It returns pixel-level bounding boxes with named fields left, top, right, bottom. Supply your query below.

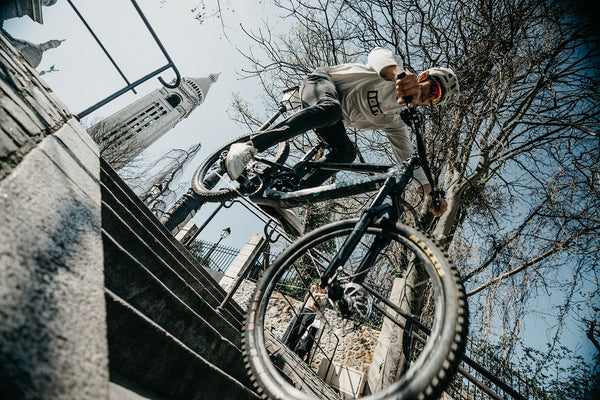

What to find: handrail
left=65, top=0, right=137, bottom=95
left=129, top=0, right=180, bottom=90
left=66, top=0, right=182, bottom=119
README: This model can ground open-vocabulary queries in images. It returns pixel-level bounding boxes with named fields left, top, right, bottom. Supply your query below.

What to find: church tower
left=89, top=73, right=219, bottom=169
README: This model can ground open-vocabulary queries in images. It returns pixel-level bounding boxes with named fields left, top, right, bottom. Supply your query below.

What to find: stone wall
left=0, top=31, right=108, bottom=399
left=0, top=33, right=70, bottom=179
left=231, top=280, right=381, bottom=376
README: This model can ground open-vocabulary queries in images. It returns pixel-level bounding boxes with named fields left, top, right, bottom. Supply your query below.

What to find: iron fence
left=188, top=239, right=239, bottom=274
left=447, top=338, right=548, bottom=400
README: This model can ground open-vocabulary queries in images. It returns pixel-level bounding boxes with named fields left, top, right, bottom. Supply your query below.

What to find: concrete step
left=100, top=160, right=259, bottom=398
left=106, top=290, right=259, bottom=400
left=102, top=229, right=249, bottom=384
left=100, top=159, right=245, bottom=325
left=101, top=204, right=242, bottom=348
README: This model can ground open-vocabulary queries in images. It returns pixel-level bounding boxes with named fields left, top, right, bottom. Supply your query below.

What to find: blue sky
left=4, top=0, right=289, bottom=250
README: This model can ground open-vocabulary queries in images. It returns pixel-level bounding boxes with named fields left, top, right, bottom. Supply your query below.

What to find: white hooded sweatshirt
left=315, top=47, right=427, bottom=184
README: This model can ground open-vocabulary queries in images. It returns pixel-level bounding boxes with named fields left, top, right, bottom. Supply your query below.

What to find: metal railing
left=448, top=339, right=548, bottom=400
left=188, top=239, right=239, bottom=274
left=65, top=0, right=181, bottom=120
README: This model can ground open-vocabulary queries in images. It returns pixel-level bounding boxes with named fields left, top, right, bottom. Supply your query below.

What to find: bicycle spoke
left=244, top=220, right=468, bottom=400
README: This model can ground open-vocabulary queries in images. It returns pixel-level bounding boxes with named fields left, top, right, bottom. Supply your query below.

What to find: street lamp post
left=202, top=227, right=231, bottom=270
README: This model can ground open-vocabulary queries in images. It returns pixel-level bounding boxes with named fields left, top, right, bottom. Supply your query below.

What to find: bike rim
left=246, top=220, right=464, bottom=400
left=192, top=135, right=289, bottom=200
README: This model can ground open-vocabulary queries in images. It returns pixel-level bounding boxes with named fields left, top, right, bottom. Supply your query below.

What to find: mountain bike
left=192, top=86, right=468, bottom=399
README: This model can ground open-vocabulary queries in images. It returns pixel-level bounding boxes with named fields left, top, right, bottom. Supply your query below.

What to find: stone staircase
left=0, top=27, right=261, bottom=398
left=100, top=158, right=260, bottom=400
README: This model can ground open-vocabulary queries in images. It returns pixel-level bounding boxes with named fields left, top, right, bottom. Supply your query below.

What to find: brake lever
left=396, top=72, right=413, bottom=106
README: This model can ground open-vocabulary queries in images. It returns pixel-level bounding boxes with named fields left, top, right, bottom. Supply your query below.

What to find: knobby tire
left=243, top=219, right=468, bottom=400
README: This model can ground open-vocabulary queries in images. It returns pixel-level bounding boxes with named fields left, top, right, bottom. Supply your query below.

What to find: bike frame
left=249, top=159, right=415, bottom=208
left=250, top=105, right=439, bottom=301
left=248, top=105, right=438, bottom=210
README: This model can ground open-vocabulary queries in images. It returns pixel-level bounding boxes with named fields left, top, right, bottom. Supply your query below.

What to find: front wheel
left=191, top=135, right=289, bottom=202
left=243, top=219, right=468, bottom=400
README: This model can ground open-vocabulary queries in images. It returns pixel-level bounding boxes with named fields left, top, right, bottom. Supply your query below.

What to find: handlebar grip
left=396, top=72, right=413, bottom=105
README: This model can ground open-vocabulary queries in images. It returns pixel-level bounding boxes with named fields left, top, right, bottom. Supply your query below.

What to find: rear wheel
left=192, top=135, right=289, bottom=202
left=243, top=219, right=468, bottom=400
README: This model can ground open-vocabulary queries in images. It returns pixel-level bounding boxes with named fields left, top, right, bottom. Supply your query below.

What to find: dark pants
left=250, top=71, right=357, bottom=188
left=296, top=324, right=319, bottom=361
left=282, top=308, right=316, bottom=353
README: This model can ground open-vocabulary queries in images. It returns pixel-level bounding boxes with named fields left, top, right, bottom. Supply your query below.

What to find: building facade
left=0, top=0, right=57, bottom=24
left=89, top=73, right=219, bottom=169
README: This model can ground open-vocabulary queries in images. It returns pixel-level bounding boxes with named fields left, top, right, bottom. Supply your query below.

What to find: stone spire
left=179, top=73, right=220, bottom=105
left=89, top=73, right=220, bottom=170
left=6, top=36, right=64, bottom=67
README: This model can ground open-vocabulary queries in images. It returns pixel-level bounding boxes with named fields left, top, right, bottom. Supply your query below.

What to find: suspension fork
left=351, top=167, right=417, bottom=286
left=322, top=176, right=396, bottom=299
left=322, top=159, right=419, bottom=299
left=351, top=233, right=392, bottom=286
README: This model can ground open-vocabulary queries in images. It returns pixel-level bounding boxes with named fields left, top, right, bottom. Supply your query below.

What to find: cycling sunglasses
left=430, top=79, right=443, bottom=104
left=418, top=72, right=443, bottom=104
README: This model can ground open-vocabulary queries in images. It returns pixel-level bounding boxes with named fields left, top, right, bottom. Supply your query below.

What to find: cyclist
left=281, top=284, right=327, bottom=359
left=226, top=47, right=459, bottom=233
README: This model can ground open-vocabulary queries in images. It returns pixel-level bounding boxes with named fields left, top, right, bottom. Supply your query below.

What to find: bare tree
left=86, top=116, right=203, bottom=218
left=87, top=118, right=149, bottom=171
left=231, top=0, right=599, bottom=395
left=122, top=142, right=203, bottom=218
